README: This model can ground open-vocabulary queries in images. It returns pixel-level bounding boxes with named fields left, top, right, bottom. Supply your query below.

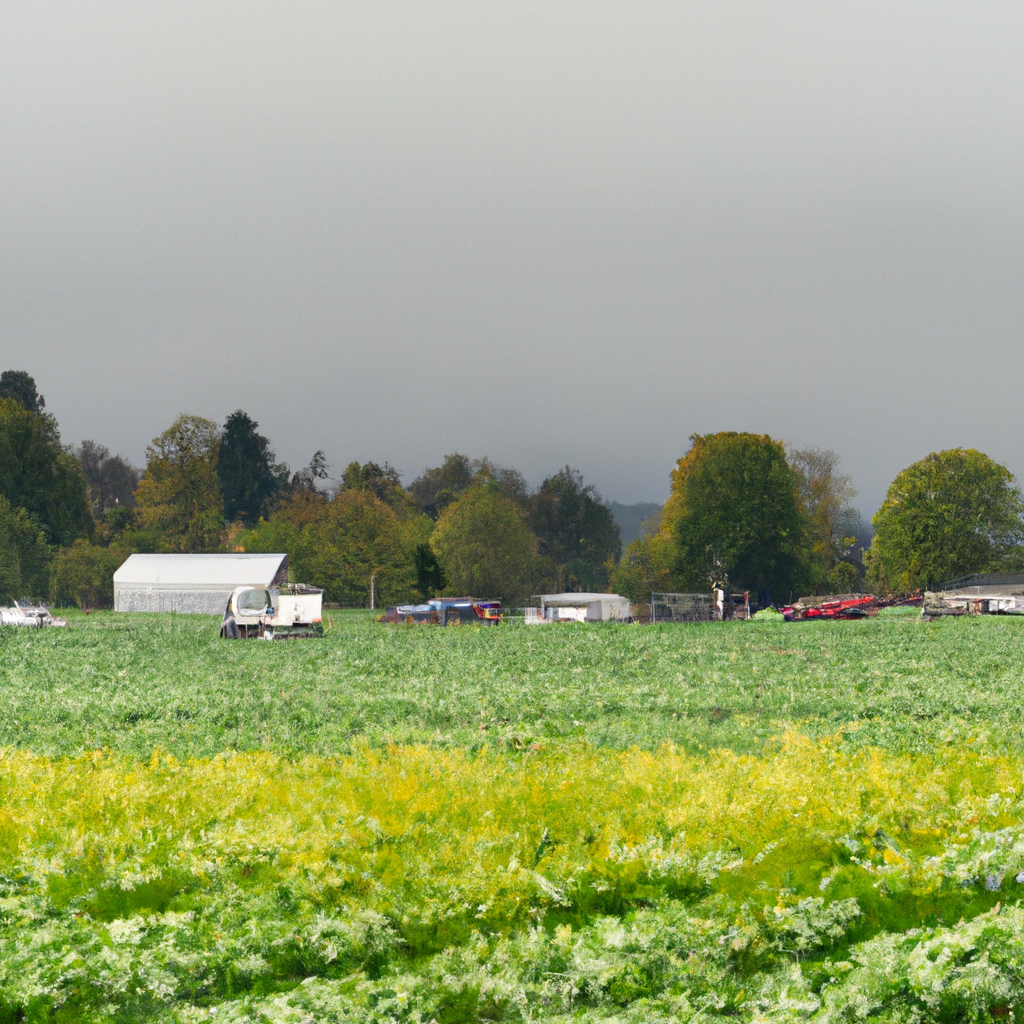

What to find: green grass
left=0, top=609, right=1022, bottom=757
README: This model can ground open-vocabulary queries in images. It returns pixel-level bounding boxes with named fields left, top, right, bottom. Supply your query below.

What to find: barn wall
left=113, top=587, right=233, bottom=615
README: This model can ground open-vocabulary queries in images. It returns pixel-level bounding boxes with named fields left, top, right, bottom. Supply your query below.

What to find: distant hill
left=607, top=501, right=663, bottom=549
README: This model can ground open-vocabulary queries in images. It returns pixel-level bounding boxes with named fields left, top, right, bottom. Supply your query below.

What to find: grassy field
left=0, top=608, right=1022, bottom=757
left=2, top=611, right=1024, bottom=1021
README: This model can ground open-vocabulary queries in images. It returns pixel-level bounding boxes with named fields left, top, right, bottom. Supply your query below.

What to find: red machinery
left=781, top=595, right=876, bottom=621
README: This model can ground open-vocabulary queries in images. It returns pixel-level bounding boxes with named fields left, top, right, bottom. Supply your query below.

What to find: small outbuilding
left=528, top=592, right=632, bottom=623
left=113, top=553, right=289, bottom=615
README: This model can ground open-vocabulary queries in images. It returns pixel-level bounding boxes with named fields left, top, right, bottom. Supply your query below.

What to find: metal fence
left=651, top=592, right=714, bottom=623
left=933, top=572, right=1024, bottom=593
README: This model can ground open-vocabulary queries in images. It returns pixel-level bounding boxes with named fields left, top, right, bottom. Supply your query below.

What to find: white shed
left=113, top=553, right=289, bottom=614
left=533, top=592, right=632, bottom=623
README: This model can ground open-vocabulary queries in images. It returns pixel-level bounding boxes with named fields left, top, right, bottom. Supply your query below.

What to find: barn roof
left=113, top=553, right=287, bottom=587
left=536, top=592, right=628, bottom=605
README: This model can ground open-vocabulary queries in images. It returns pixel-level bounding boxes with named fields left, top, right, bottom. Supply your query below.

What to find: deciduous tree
left=0, top=370, right=44, bottom=412
left=0, top=494, right=50, bottom=602
left=866, top=448, right=1024, bottom=593
left=290, top=450, right=330, bottom=493
left=49, top=540, right=123, bottom=609
left=135, top=415, right=223, bottom=552
left=77, top=441, right=140, bottom=514
left=0, top=398, right=92, bottom=546
left=529, top=466, right=621, bottom=591
left=409, top=453, right=475, bottom=518
left=431, top=488, right=540, bottom=603
left=242, top=488, right=414, bottom=606
left=608, top=531, right=677, bottom=604
left=664, top=432, right=809, bottom=599
left=788, top=446, right=862, bottom=592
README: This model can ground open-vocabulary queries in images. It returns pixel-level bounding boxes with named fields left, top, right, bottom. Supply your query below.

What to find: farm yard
left=0, top=614, right=1024, bottom=1021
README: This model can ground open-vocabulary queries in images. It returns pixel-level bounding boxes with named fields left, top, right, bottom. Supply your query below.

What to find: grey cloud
left=2, top=2, right=1022, bottom=516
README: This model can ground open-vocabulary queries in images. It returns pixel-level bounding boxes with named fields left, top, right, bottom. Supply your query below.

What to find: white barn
left=530, top=592, right=632, bottom=623
left=113, top=553, right=289, bottom=614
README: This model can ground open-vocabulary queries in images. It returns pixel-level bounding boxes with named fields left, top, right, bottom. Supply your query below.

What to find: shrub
left=49, top=539, right=123, bottom=608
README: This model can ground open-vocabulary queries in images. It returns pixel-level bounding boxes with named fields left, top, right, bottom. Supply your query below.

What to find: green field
left=1, top=608, right=1021, bottom=758
left=2, top=612, right=1024, bottom=1022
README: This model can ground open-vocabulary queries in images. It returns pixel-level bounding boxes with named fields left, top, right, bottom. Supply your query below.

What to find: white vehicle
left=0, top=601, right=68, bottom=628
left=221, top=584, right=324, bottom=639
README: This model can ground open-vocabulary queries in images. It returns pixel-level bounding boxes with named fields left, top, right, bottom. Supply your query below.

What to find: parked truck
left=0, top=601, right=67, bottom=628
left=378, top=597, right=502, bottom=626
left=221, top=583, right=324, bottom=639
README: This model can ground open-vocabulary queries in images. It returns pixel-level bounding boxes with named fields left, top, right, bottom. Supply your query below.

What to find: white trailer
left=221, top=584, right=324, bottom=639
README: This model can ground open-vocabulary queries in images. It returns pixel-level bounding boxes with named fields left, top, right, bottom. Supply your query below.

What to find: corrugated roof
left=113, top=553, right=287, bottom=586
left=537, top=593, right=628, bottom=605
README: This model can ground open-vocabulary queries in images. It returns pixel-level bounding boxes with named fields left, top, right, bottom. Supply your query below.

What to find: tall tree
left=413, top=543, right=447, bottom=598
left=290, top=451, right=330, bottom=493
left=473, top=458, right=533, bottom=512
left=664, top=432, right=809, bottom=598
left=0, top=370, right=44, bottom=412
left=788, top=446, right=862, bottom=591
left=135, top=415, right=224, bottom=552
left=77, top=441, right=140, bottom=514
left=409, top=453, right=475, bottom=518
left=0, top=494, right=51, bottom=602
left=0, top=397, right=92, bottom=546
left=217, top=411, right=285, bottom=525
left=866, top=448, right=1024, bottom=593
left=431, top=488, right=540, bottom=603
left=529, top=466, right=621, bottom=591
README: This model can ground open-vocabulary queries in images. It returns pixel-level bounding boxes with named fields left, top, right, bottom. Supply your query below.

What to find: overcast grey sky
left=2, top=2, right=1022, bottom=516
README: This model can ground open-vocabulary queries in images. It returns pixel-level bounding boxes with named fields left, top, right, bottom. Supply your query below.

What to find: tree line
left=2, top=368, right=1022, bottom=609
left=0, top=373, right=622, bottom=606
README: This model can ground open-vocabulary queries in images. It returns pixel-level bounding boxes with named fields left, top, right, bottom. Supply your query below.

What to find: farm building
left=113, top=553, right=289, bottom=614
left=527, top=592, right=632, bottom=623
left=923, top=572, right=1024, bottom=618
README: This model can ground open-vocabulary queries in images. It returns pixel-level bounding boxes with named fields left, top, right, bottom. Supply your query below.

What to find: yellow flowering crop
left=0, top=731, right=1016, bottom=923
left=0, top=732, right=1021, bottom=1020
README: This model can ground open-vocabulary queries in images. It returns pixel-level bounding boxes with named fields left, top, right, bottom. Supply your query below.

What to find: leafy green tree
left=473, top=459, right=533, bottom=512
left=135, top=415, right=223, bottom=552
left=529, top=467, right=621, bottom=591
left=77, top=440, right=140, bottom=514
left=217, top=411, right=286, bottom=525
left=49, top=540, right=123, bottom=608
left=409, top=453, right=475, bottom=518
left=431, top=488, right=540, bottom=603
left=342, top=461, right=402, bottom=501
left=664, top=432, right=809, bottom=599
left=0, top=494, right=50, bottom=602
left=788, top=446, right=862, bottom=592
left=413, top=543, right=447, bottom=598
left=0, top=397, right=93, bottom=546
left=0, top=370, right=44, bottom=412
left=609, top=531, right=677, bottom=603
left=866, top=449, right=1024, bottom=593
left=242, top=488, right=415, bottom=606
